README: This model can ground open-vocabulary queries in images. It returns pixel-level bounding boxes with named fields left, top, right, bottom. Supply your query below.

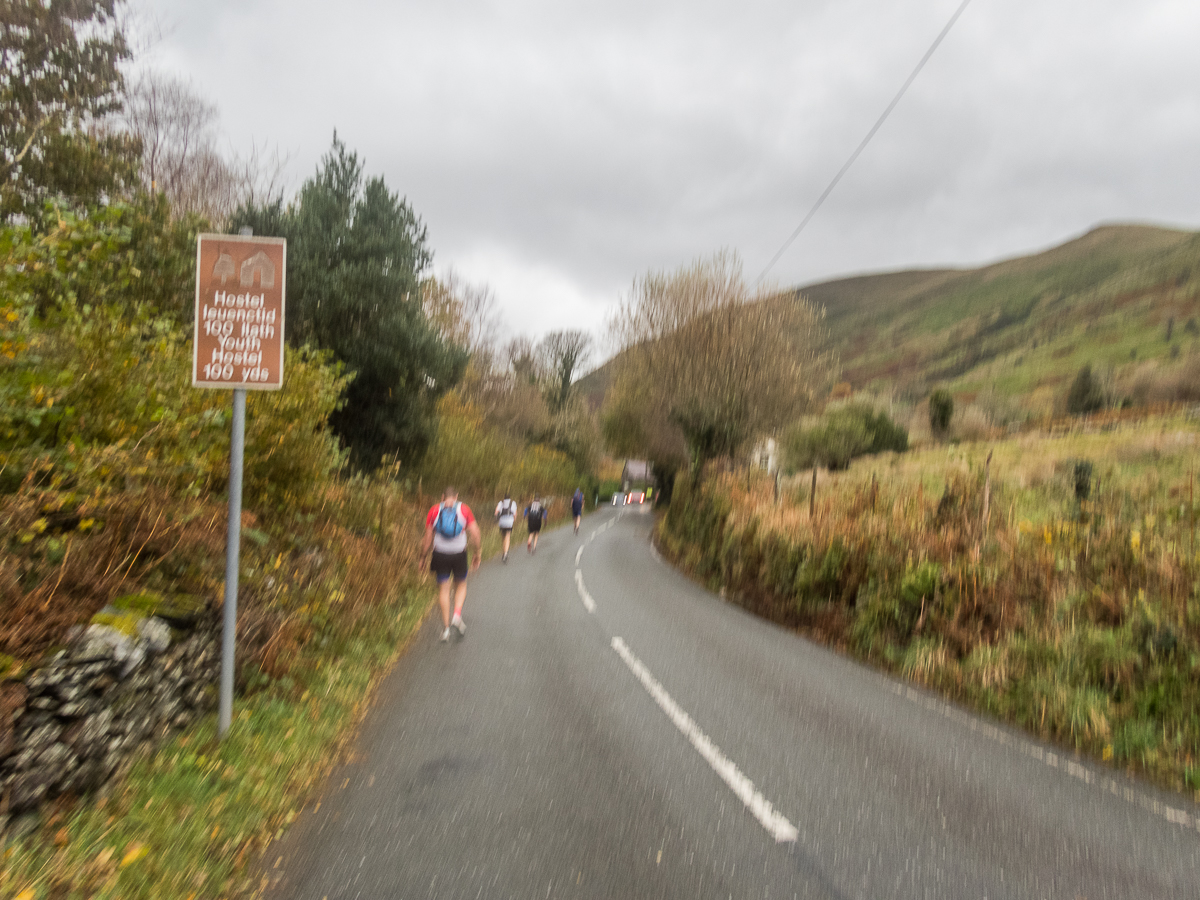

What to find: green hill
left=581, top=223, right=1200, bottom=424
left=804, top=223, right=1200, bottom=414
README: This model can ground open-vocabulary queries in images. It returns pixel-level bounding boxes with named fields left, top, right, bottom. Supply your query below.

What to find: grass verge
left=1, top=504, right=505, bottom=900
left=1, top=589, right=427, bottom=900
left=658, top=417, right=1200, bottom=796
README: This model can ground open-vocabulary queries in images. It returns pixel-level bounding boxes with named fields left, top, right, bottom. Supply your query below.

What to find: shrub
left=1, top=206, right=350, bottom=508
left=420, top=392, right=582, bottom=503
left=794, top=538, right=850, bottom=605
left=1066, top=364, right=1105, bottom=415
left=1113, top=718, right=1159, bottom=764
left=784, top=404, right=908, bottom=472
left=901, top=637, right=953, bottom=687
left=1073, top=460, right=1093, bottom=501
left=899, top=561, right=941, bottom=626
left=928, top=389, right=954, bottom=438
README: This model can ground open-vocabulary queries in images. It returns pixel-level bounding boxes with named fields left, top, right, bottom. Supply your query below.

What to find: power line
left=758, top=0, right=975, bottom=283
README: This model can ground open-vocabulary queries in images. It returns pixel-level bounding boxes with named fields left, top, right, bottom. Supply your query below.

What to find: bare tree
left=421, top=270, right=502, bottom=368
left=506, top=335, right=541, bottom=385
left=123, top=72, right=287, bottom=224
left=609, top=250, right=833, bottom=471
left=537, top=329, right=592, bottom=414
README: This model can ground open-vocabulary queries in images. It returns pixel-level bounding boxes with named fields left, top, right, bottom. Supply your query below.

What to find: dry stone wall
left=0, top=609, right=219, bottom=834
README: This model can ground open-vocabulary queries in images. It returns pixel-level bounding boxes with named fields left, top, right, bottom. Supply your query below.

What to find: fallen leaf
left=15, top=889, right=36, bottom=900
left=120, top=842, right=148, bottom=867
left=54, top=826, right=69, bottom=847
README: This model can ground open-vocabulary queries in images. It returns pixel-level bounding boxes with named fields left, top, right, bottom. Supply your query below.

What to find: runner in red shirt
left=418, top=486, right=482, bottom=642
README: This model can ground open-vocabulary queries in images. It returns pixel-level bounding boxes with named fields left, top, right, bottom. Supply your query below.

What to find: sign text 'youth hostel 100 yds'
left=192, top=233, right=286, bottom=389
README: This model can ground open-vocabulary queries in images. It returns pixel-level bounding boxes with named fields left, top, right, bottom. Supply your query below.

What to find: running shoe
left=440, top=627, right=450, bottom=642
left=452, top=613, right=466, bottom=636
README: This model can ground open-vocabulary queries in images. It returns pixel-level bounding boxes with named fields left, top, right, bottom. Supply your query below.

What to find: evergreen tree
left=232, top=136, right=466, bottom=469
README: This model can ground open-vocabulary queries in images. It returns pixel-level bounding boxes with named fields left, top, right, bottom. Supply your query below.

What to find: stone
left=69, top=631, right=119, bottom=664
left=57, top=699, right=97, bottom=719
left=23, top=668, right=57, bottom=694
left=72, top=624, right=144, bottom=675
left=54, top=681, right=87, bottom=703
left=16, top=710, right=54, bottom=734
left=75, top=661, right=113, bottom=680
left=138, top=617, right=173, bottom=653
left=22, top=721, right=63, bottom=753
left=90, top=672, right=117, bottom=693
left=65, top=709, right=114, bottom=755
left=36, top=741, right=77, bottom=771
left=8, top=745, right=38, bottom=772
left=184, top=684, right=212, bottom=709
left=126, top=713, right=153, bottom=741
left=157, top=699, right=182, bottom=725
left=125, top=671, right=154, bottom=694
left=0, top=619, right=221, bottom=824
left=8, top=769, right=53, bottom=811
left=102, top=748, right=124, bottom=776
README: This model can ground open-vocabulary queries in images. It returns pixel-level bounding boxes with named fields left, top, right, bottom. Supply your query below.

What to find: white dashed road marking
left=611, top=636, right=799, bottom=844
left=575, top=546, right=583, bottom=566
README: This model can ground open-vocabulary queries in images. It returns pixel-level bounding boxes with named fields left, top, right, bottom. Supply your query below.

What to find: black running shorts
left=430, top=550, right=468, bottom=583
left=527, top=519, right=542, bottom=535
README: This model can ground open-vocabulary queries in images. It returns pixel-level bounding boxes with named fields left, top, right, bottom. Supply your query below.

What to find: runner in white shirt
left=494, top=491, right=518, bottom=563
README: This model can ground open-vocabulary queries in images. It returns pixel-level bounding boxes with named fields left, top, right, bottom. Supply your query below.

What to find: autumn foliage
left=659, top=425, right=1200, bottom=792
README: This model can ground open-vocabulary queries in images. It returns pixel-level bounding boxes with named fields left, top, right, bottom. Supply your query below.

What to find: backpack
left=434, top=502, right=464, bottom=539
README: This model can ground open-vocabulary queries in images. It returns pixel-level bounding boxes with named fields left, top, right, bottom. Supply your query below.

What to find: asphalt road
left=266, top=504, right=1200, bottom=899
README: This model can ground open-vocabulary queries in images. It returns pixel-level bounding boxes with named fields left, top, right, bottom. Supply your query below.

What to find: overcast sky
left=134, top=0, right=1200, bottom=352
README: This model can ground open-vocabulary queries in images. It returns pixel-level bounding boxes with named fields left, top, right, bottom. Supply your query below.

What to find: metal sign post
left=193, top=230, right=286, bottom=739
left=219, top=388, right=245, bottom=737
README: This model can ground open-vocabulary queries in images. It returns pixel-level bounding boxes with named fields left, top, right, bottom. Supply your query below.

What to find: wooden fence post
left=982, top=449, right=993, bottom=535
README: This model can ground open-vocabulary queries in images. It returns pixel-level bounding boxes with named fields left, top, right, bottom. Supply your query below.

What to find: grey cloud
left=138, top=0, right=1200, bottom=336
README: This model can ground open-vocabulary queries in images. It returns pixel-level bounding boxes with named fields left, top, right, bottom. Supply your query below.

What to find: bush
left=928, top=389, right=954, bottom=437
left=784, top=404, right=908, bottom=471
left=1073, top=460, right=1093, bottom=501
left=1, top=205, right=351, bottom=508
left=1066, top=364, right=1105, bottom=415
left=420, top=392, right=582, bottom=503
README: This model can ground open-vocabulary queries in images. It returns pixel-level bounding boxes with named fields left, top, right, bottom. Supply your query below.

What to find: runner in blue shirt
left=571, top=487, right=584, bottom=535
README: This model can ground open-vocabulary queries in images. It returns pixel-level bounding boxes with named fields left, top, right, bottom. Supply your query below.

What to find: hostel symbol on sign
left=239, top=251, right=275, bottom=288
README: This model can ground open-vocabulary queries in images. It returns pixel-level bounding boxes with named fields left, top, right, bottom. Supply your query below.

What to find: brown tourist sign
left=192, top=233, right=286, bottom=390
